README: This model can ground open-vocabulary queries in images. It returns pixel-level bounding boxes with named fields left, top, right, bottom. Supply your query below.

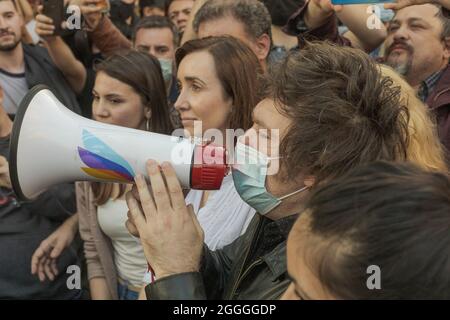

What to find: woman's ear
left=145, top=107, right=152, bottom=120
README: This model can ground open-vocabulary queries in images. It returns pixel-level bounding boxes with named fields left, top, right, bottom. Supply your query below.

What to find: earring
left=146, top=118, right=150, bottom=131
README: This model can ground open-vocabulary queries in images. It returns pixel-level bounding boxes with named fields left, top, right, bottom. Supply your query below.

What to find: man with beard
left=383, top=5, right=450, bottom=158
left=0, top=0, right=81, bottom=115
left=286, top=0, right=450, bottom=158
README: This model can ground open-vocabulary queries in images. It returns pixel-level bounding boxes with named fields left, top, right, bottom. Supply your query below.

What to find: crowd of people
left=0, top=0, right=449, bottom=300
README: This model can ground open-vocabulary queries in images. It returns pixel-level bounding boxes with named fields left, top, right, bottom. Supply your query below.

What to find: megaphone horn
left=10, top=85, right=228, bottom=201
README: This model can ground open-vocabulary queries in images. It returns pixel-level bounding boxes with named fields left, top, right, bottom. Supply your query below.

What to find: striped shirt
left=418, top=70, right=444, bottom=102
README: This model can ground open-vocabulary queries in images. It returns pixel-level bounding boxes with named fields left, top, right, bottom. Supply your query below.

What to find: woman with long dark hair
left=77, top=50, right=173, bottom=300
left=174, top=36, right=263, bottom=250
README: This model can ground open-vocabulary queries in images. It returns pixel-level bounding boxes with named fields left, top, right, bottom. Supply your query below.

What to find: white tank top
left=97, top=199, right=148, bottom=288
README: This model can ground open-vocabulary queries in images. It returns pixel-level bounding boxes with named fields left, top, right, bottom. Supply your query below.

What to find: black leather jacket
left=145, top=213, right=298, bottom=300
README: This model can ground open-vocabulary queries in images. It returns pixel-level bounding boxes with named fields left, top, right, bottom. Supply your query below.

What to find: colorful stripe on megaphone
left=78, top=129, right=135, bottom=182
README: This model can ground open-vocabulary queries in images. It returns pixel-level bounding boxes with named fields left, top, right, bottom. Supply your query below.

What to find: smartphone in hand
left=42, top=0, right=65, bottom=35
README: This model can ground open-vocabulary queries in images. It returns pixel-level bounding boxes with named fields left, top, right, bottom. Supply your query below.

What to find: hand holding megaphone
left=126, top=159, right=205, bottom=280
left=10, top=85, right=228, bottom=201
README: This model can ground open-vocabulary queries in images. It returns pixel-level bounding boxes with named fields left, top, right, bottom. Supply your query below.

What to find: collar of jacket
left=261, top=241, right=288, bottom=281
left=255, top=213, right=298, bottom=281
left=426, top=64, right=450, bottom=110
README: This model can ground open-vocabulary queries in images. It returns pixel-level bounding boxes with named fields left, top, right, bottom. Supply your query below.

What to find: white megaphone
left=10, top=85, right=228, bottom=201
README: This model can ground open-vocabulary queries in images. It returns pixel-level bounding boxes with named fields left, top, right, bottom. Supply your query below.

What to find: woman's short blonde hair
left=379, top=65, right=448, bottom=173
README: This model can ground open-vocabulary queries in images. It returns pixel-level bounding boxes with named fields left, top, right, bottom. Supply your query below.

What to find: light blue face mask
left=376, top=4, right=394, bottom=23
left=158, top=58, right=173, bottom=86
left=232, top=142, right=309, bottom=215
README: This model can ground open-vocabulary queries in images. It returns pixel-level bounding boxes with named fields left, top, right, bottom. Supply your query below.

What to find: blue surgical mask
left=158, top=58, right=173, bottom=87
left=376, top=4, right=394, bottom=23
left=232, top=142, right=309, bottom=215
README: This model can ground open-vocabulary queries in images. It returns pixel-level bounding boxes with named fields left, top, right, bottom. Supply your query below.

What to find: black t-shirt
left=0, top=135, right=82, bottom=299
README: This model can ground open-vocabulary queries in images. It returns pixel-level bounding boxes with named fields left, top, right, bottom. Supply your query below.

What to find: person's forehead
left=253, top=99, right=290, bottom=130
left=169, top=0, right=194, bottom=12
left=287, top=216, right=307, bottom=263
left=178, top=50, right=218, bottom=81
left=95, top=72, right=134, bottom=93
left=286, top=228, right=299, bottom=282
left=0, top=0, right=16, bottom=13
left=286, top=215, right=313, bottom=296
left=394, top=4, right=440, bottom=21
left=254, top=99, right=275, bottom=115
left=144, top=6, right=165, bottom=14
left=144, top=5, right=163, bottom=10
left=287, top=214, right=338, bottom=300
left=199, top=17, right=251, bottom=43
left=135, top=28, right=174, bottom=46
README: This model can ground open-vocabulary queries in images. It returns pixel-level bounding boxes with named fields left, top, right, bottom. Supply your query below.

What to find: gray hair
left=193, top=0, right=272, bottom=41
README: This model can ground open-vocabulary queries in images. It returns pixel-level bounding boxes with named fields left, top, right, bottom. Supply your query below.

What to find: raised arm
left=16, top=0, right=34, bottom=23
left=385, top=0, right=450, bottom=10
left=300, top=0, right=386, bottom=52
left=35, top=13, right=87, bottom=94
left=303, top=0, right=342, bottom=29
left=337, top=5, right=387, bottom=52
left=80, top=0, right=132, bottom=57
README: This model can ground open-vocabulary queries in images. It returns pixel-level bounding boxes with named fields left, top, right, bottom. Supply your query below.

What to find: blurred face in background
left=142, top=6, right=165, bottom=17
left=167, top=0, right=194, bottom=33
left=134, top=27, right=175, bottom=60
left=0, top=0, right=22, bottom=51
left=384, top=5, right=450, bottom=87
left=197, top=16, right=271, bottom=65
left=92, top=71, right=150, bottom=130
